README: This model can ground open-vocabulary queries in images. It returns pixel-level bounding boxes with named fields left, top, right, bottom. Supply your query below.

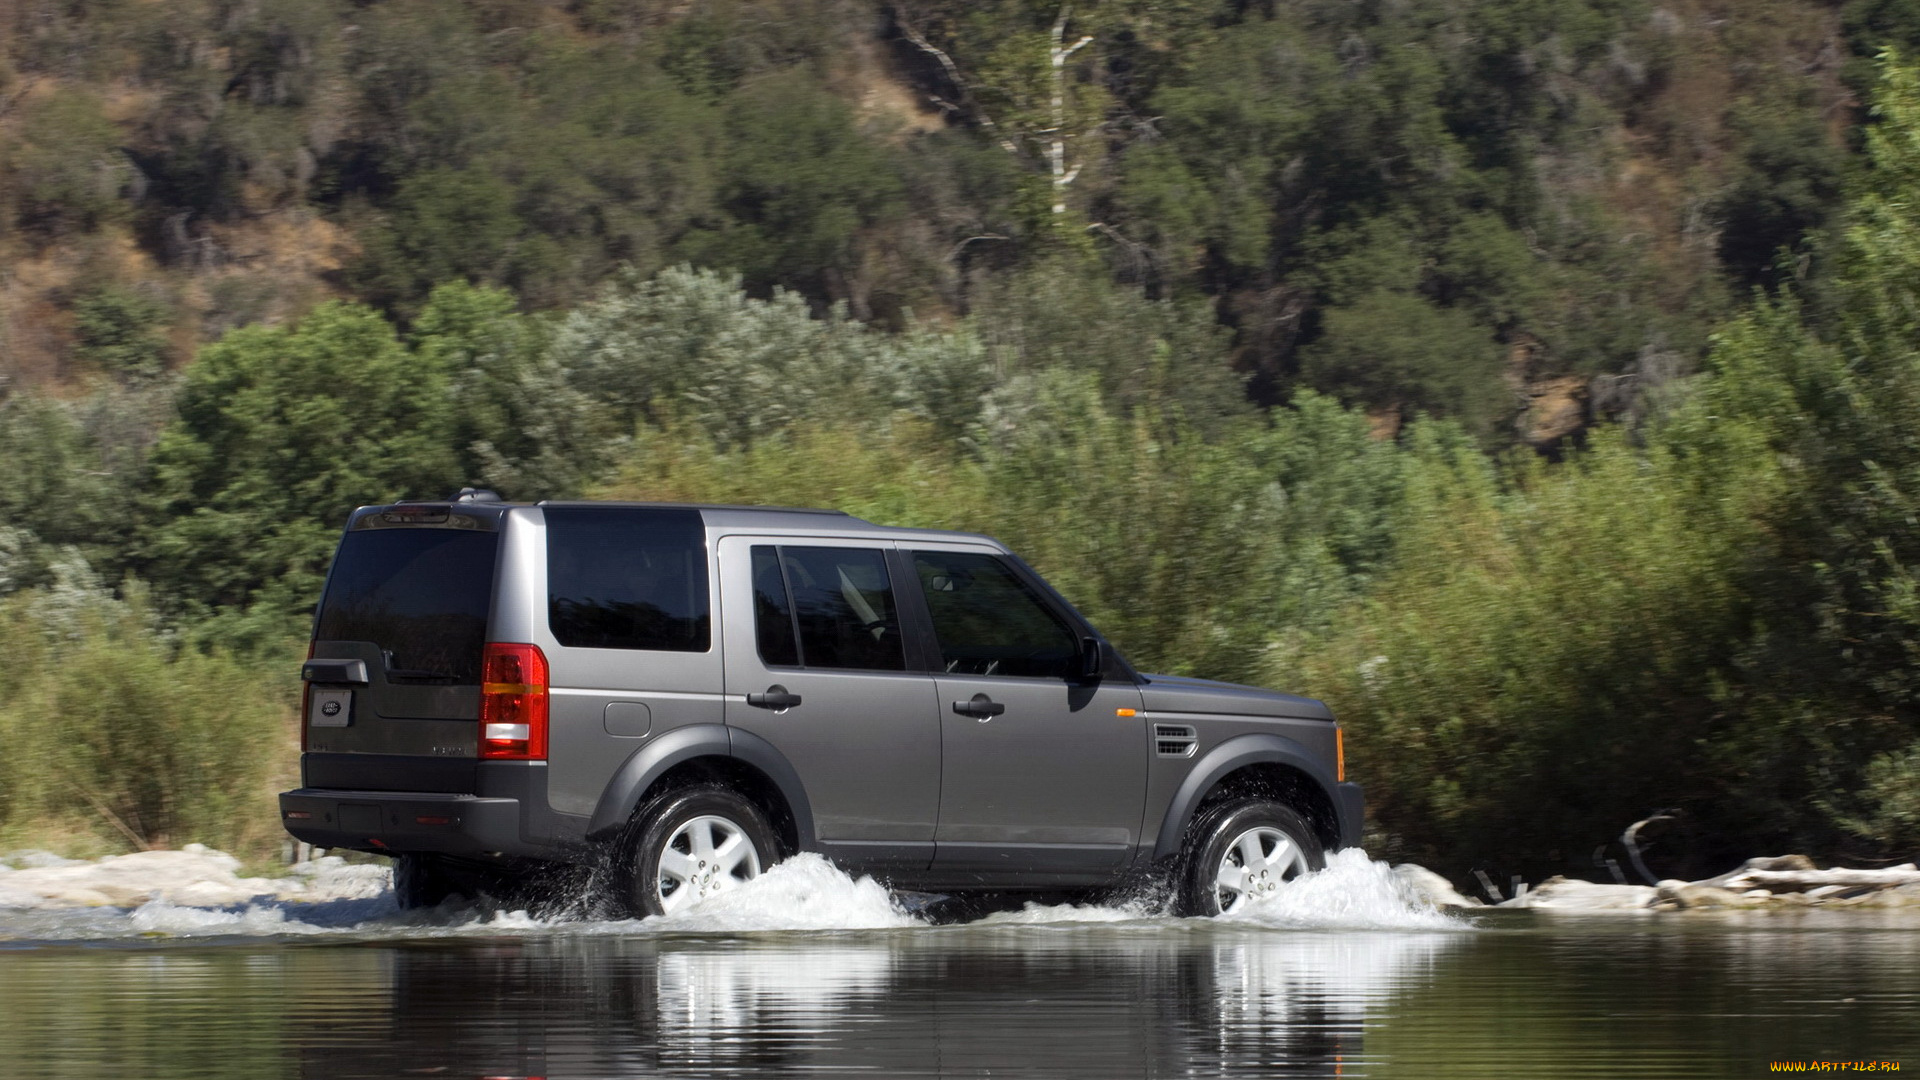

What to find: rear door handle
left=746, top=685, right=802, bottom=711
left=301, top=658, right=369, bottom=685
left=952, top=693, right=1005, bottom=720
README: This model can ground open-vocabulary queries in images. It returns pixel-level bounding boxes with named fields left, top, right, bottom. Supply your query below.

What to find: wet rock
left=1720, top=863, right=1920, bottom=893
left=0, top=846, right=381, bottom=910
left=0, top=851, right=84, bottom=870
left=45, top=888, right=117, bottom=907
left=1654, top=883, right=1763, bottom=910
left=1693, top=855, right=1816, bottom=889
left=1390, top=864, right=1481, bottom=909
left=1503, top=876, right=1656, bottom=911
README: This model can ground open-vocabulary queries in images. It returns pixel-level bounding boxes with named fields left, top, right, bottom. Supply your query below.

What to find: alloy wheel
left=655, top=813, right=763, bottom=913
left=1213, top=825, right=1309, bottom=914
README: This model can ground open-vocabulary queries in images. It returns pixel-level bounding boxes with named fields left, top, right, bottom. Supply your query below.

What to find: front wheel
left=623, top=785, right=781, bottom=917
left=1178, top=799, right=1325, bottom=916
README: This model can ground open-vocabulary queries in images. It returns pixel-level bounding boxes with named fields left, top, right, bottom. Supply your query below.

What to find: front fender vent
left=1154, top=723, right=1197, bottom=758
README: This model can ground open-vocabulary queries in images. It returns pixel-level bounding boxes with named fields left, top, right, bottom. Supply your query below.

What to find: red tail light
left=480, top=642, right=549, bottom=760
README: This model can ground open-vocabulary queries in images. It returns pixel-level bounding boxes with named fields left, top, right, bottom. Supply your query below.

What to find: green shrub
left=1282, top=426, right=1787, bottom=873
left=73, top=285, right=174, bottom=381
left=0, top=577, right=296, bottom=858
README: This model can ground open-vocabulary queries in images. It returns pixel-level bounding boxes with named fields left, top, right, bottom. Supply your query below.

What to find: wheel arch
left=1153, top=734, right=1343, bottom=861
left=586, top=723, right=816, bottom=856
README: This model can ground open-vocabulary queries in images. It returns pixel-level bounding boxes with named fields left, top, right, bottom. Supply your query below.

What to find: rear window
left=546, top=507, right=710, bottom=651
left=315, top=528, right=500, bottom=684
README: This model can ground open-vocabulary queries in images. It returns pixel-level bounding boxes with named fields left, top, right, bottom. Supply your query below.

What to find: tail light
left=480, top=642, right=549, bottom=760
left=300, top=640, right=315, bottom=752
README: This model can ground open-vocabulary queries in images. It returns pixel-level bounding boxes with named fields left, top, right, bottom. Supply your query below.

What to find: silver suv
left=279, top=497, right=1362, bottom=916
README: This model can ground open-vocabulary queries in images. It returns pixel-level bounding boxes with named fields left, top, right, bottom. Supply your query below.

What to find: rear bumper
left=1334, top=781, right=1365, bottom=850
left=279, top=759, right=589, bottom=860
left=279, top=788, right=532, bottom=855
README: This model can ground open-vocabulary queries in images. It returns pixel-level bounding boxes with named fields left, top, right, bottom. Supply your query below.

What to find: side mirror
left=1078, top=636, right=1104, bottom=681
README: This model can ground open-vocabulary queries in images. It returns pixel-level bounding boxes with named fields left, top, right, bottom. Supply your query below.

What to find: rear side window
left=751, top=546, right=800, bottom=667
left=750, top=545, right=906, bottom=672
left=316, top=528, right=499, bottom=684
left=547, top=508, right=710, bottom=651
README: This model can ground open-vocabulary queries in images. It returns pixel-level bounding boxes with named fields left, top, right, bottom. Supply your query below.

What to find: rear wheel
left=1178, top=799, right=1324, bottom=916
left=623, top=785, right=780, bottom=917
left=392, top=852, right=457, bottom=910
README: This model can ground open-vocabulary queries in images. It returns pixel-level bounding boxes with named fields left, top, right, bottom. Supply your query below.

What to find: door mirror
left=1078, top=636, right=1104, bottom=681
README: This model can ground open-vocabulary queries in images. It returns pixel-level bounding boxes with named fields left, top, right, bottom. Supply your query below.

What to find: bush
left=0, top=575, right=295, bottom=858
left=1282, top=426, right=1787, bottom=875
left=73, top=285, right=174, bottom=381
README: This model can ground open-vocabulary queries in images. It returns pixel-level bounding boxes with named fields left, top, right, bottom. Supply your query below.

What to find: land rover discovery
left=279, top=496, right=1363, bottom=916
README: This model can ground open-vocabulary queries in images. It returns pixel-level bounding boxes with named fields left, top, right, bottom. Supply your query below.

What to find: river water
left=2, top=851, right=1914, bottom=1078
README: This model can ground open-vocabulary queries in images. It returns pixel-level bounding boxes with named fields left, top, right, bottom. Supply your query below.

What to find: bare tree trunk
left=1047, top=3, right=1092, bottom=216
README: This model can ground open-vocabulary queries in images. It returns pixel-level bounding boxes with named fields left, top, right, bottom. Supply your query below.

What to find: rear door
left=904, top=544, right=1147, bottom=878
left=718, top=536, right=941, bottom=870
left=305, top=513, right=501, bottom=791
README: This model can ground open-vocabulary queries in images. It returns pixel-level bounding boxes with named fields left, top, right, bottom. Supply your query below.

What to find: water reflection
left=295, top=928, right=1458, bottom=1079
left=9, top=915, right=1920, bottom=1078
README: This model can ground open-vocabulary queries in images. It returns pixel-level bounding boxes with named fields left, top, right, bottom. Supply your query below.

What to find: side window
left=912, top=551, right=1079, bottom=679
left=750, top=545, right=799, bottom=667
left=752, top=546, right=906, bottom=672
left=547, top=507, right=710, bottom=651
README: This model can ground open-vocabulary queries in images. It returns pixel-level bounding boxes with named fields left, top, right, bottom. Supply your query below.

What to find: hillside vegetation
left=5, top=0, right=1920, bottom=884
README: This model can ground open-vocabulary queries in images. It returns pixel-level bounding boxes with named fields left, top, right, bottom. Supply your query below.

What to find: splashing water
left=0, top=847, right=1460, bottom=943
left=1218, top=848, right=1461, bottom=930
left=583, top=853, right=922, bottom=934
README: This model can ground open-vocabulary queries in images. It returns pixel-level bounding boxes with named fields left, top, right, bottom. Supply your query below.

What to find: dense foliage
left=7, top=2, right=1920, bottom=881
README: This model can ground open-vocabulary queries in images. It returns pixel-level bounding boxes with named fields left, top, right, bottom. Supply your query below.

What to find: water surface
left=2, top=853, right=1913, bottom=1078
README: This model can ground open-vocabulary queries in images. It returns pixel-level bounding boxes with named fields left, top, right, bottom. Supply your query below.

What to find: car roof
left=363, top=499, right=1003, bottom=547
left=534, top=501, right=1004, bottom=547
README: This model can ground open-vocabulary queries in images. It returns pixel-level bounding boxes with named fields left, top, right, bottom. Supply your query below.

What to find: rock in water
left=1499, top=876, right=1657, bottom=911
left=1390, top=864, right=1482, bottom=909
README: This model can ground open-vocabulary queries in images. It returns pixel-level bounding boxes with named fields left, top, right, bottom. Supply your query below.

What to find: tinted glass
left=779, top=547, right=906, bottom=672
left=751, top=545, right=800, bottom=667
left=547, top=508, right=710, bottom=651
left=316, top=528, right=499, bottom=683
left=913, top=551, right=1078, bottom=679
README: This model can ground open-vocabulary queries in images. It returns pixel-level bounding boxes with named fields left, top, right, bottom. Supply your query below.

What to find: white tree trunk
left=1048, top=4, right=1091, bottom=215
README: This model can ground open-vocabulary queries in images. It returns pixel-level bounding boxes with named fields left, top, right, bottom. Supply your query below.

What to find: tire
left=392, top=852, right=456, bottom=910
left=1177, top=798, right=1325, bottom=917
left=623, top=785, right=781, bottom=917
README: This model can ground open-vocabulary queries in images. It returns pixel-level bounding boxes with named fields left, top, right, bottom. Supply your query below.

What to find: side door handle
left=952, top=693, right=1006, bottom=720
left=746, top=684, right=802, bottom=711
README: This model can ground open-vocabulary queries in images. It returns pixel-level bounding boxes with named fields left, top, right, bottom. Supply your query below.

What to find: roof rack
left=533, top=501, right=850, bottom=516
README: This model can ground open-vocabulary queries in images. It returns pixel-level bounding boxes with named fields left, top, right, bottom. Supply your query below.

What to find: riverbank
left=0, top=845, right=386, bottom=909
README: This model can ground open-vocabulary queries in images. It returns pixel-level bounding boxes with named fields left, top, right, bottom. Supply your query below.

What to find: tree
left=138, top=302, right=462, bottom=643
left=1299, top=290, right=1509, bottom=437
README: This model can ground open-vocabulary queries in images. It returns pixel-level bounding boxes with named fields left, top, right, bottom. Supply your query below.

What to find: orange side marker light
left=1115, top=708, right=1137, bottom=717
left=1337, top=728, right=1346, bottom=783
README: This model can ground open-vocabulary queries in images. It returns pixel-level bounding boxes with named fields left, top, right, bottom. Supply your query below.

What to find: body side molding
left=1150, top=733, right=1344, bottom=862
